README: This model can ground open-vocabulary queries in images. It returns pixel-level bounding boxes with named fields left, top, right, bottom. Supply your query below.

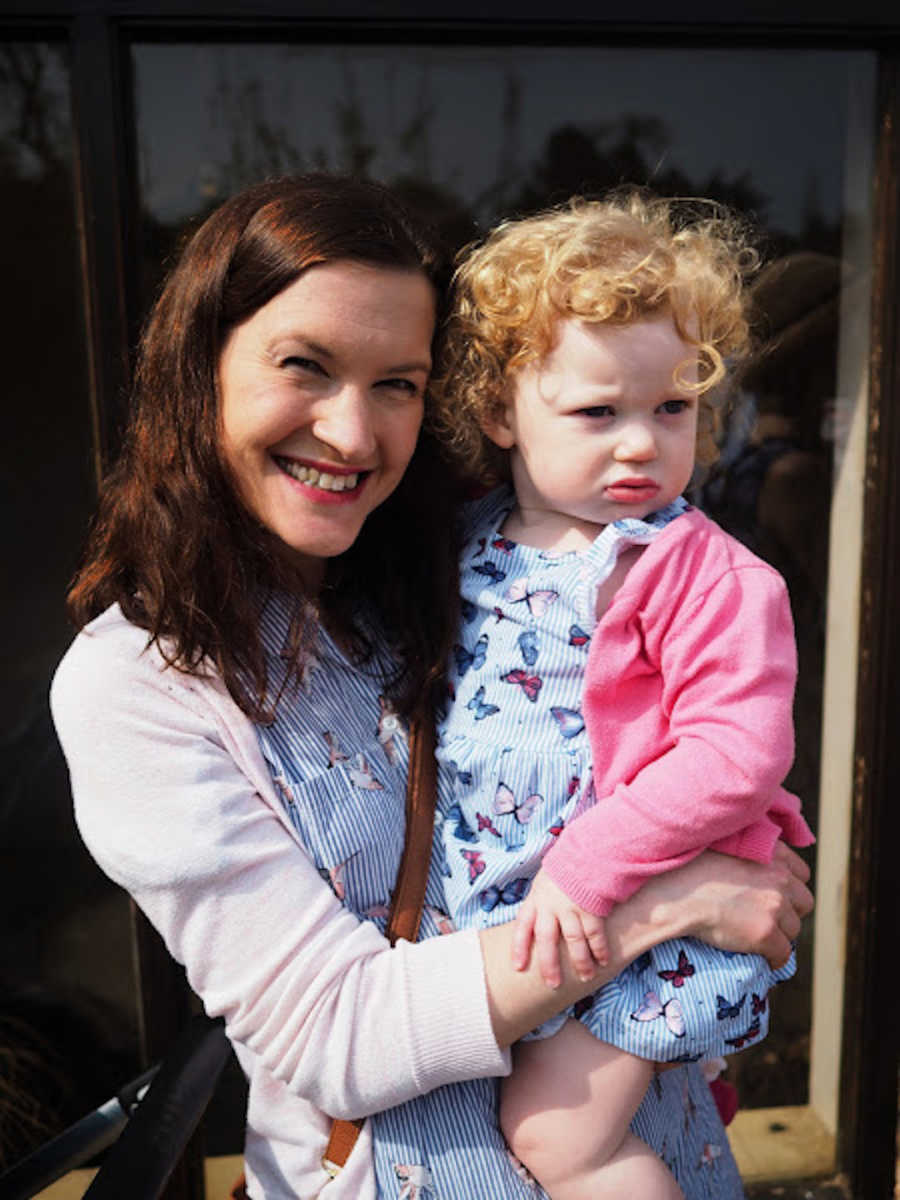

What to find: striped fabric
left=254, top=589, right=746, bottom=1198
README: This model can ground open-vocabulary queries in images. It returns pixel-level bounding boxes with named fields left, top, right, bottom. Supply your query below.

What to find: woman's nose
left=614, top=420, right=657, bottom=462
left=312, top=386, right=377, bottom=461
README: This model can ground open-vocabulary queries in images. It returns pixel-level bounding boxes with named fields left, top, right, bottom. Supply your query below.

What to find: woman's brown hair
left=68, top=174, right=461, bottom=720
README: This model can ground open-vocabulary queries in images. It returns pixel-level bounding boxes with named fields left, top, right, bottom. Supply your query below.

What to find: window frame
left=2, top=7, right=896, bottom=1198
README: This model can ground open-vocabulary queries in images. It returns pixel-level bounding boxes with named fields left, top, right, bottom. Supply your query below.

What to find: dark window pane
left=0, top=41, right=139, bottom=1168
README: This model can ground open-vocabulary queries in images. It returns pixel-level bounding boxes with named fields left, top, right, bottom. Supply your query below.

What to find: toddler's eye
left=580, top=405, right=614, bottom=418
left=659, top=399, right=689, bottom=414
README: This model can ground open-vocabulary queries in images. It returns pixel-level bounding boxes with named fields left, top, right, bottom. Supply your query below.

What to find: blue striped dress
left=253, top=586, right=746, bottom=1199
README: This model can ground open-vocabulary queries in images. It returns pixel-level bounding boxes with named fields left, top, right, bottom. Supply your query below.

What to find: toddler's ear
left=480, top=402, right=516, bottom=450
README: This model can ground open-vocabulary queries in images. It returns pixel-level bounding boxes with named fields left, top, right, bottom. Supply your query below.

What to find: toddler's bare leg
left=500, top=1019, right=683, bottom=1200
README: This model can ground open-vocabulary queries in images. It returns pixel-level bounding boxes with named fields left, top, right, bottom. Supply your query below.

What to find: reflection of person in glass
left=50, top=176, right=812, bottom=1200
left=702, top=251, right=841, bottom=836
left=431, top=195, right=814, bottom=1199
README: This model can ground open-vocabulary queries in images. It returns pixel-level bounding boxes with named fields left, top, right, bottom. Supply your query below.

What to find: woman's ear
left=480, top=401, right=516, bottom=450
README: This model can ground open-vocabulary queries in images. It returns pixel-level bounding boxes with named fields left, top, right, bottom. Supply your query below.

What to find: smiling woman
left=217, top=261, right=435, bottom=577
left=64, top=174, right=455, bottom=723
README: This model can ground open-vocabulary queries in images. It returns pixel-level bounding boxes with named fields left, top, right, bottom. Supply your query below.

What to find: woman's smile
left=273, top=454, right=367, bottom=498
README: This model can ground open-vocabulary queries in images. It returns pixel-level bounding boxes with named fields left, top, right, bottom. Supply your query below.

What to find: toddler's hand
left=510, top=869, right=608, bottom=988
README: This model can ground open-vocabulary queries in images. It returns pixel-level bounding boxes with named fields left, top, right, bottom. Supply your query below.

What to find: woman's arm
left=51, top=612, right=811, bottom=1119
left=481, top=845, right=812, bottom=1047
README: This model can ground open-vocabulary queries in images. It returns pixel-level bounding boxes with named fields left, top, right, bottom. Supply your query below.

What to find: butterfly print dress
left=256, top=586, right=745, bottom=1199
left=438, top=487, right=793, bottom=1064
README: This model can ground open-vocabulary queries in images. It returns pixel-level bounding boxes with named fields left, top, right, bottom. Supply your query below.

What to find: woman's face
left=218, top=260, right=436, bottom=580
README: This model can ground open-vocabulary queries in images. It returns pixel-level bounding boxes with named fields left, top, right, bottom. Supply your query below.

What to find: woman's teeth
left=277, top=458, right=359, bottom=492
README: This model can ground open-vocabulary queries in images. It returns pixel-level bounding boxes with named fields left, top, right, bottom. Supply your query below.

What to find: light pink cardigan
left=544, top=508, right=814, bottom=916
left=51, top=606, right=510, bottom=1200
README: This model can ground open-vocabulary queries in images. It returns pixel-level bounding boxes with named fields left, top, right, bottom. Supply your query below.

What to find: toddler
left=430, top=194, right=814, bottom=1199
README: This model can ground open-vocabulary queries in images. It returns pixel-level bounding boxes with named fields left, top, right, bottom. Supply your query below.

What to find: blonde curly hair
left=431, top=191, right=758, bottom=484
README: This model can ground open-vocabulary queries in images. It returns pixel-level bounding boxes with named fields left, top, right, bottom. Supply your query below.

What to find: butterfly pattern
left=472, top=560, right=507, bottom=584
left=348, top=753, right=384, bottom=791
left=658, top=948, right=696, bottom=989
left=454, top=633, right=489, bottom=677
left=376, top=696, right=406, bottom=765
left=424, top=905, right=456, bottom=936
left=323, top=732, right=348, bottom=769
left=476, top=811, right=502, bottom=837
left=467, top=685, right=499, bottom=721
left=630, top=990, right=686, bottom=1038
left=724, top=1017, right=762, bottom=1049
left=479, top=877, right=530, bottom=911
left=501, top=668, right=542, bottom=702
left=460, top=848, right=486, bottom=883
left=445, top=803, right=478, bottom=842
left=494, top=783, right=543, bottom=825
left=394, top=1163, right=436, bottom=1199
left=317, top=851, right=359, bottom=902
left=699, top=1143, right=723, bottom=1168
left=271, top=772, right=297, bottom=810
left=716, top=994, right=746, bottom=1021
left=506, top=577, right=559, bottom=618
left=550, top=706, right=585, bottom=739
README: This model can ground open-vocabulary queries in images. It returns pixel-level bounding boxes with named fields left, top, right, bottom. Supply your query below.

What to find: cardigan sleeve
left=50, top=615, right=509, bottom=1121
left=542, top=563, right=812, bottom=916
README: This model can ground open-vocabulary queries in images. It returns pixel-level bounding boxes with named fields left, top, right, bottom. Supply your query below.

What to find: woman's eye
left=659, top=399, right=689, bottom=414
left=377, top=377, right=420, bottom=395
left=282, top=356, right=325, bottom=375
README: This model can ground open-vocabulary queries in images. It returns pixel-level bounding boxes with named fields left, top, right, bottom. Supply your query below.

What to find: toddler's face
left=484, top=314, right=699, bottom=549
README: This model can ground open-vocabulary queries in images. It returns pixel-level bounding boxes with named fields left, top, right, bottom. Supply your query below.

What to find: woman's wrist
left=480, top=847, right=811, bottom=1047
left=479, top=875, right=694, bottom=1047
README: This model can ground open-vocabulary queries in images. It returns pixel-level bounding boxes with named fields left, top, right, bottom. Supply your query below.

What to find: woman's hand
left=480, top=841, right=813, bottom=1047
left=645, top=843, right=813, bottom=968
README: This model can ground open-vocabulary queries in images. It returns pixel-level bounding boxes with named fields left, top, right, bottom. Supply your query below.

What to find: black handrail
left=0, top=1014, right=231, bottom=1200
left=84, top=1015, right=231, bottom=1200
left=0, top=1066, right=158, bottom=1200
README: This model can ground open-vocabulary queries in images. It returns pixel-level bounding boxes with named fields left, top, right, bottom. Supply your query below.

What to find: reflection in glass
left=0, top=42, right=138, bottom=1167
left=131, top=40, right=875, bottom=1120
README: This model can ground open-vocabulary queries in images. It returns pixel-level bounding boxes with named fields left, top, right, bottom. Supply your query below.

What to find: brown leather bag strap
left=322, top=712, right=437, bottom=1179
left=384, top=713, right=437, bottom=947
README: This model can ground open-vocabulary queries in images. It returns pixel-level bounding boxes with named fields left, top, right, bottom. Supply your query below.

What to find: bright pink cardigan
left=542, top=508, right=814, bottom=917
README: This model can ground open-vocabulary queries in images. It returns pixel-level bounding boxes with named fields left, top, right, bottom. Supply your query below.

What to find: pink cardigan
left=543, top=509, right=814, bottom=916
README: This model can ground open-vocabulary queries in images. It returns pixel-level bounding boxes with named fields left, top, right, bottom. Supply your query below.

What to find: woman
left=50, top=174, right=812, bottom=1199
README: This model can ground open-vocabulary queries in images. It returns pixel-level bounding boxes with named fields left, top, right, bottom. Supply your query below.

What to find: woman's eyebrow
left=385, top=358, right=432, bottom=374
left=274, top=338, right=430, bottom=374
left=281, top=337, right=334, bottom=359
